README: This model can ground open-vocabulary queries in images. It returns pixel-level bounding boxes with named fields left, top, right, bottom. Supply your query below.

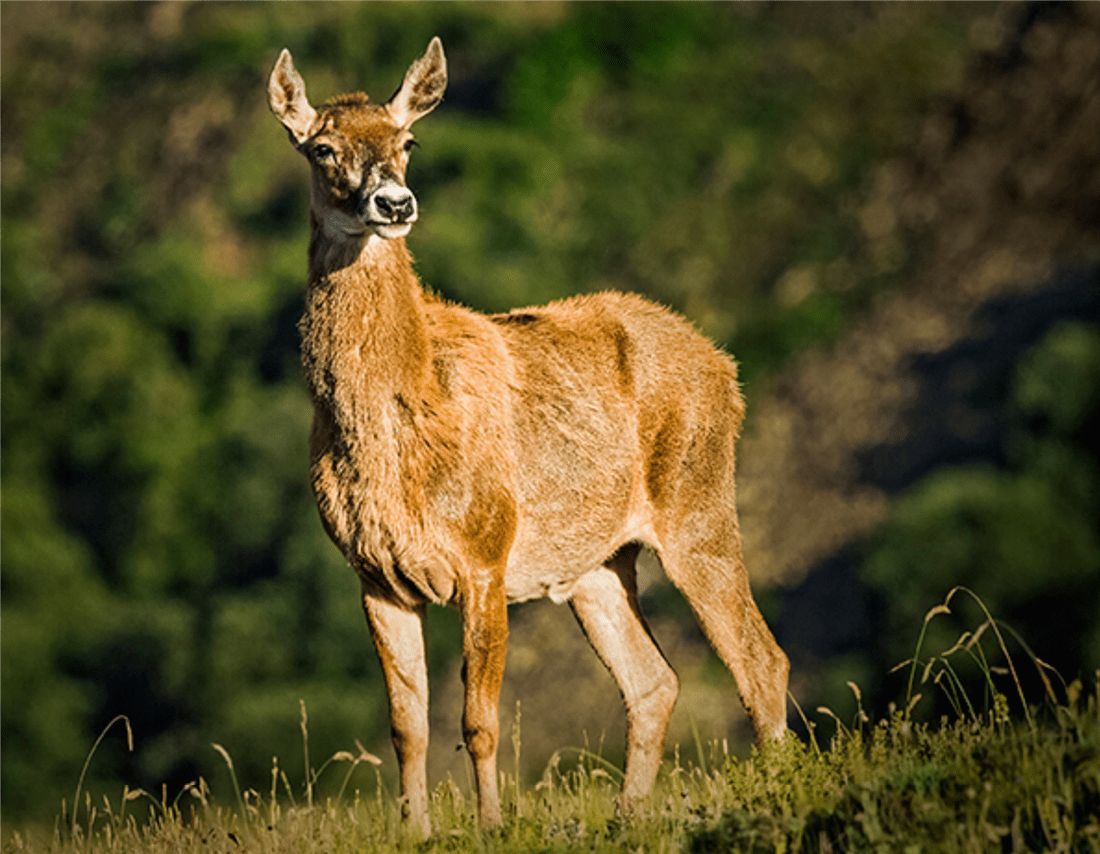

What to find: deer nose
left=363, top=184, right=417, bottom=224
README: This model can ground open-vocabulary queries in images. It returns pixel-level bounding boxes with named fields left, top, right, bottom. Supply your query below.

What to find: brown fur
left=268, top=39, right=789, bottom=836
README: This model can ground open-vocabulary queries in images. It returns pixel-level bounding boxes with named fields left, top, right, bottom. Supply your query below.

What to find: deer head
left=268, top=39, right=447, bottom=241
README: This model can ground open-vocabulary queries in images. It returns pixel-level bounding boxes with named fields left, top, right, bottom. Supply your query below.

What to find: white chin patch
left=373, top=222, right=413, bottom=239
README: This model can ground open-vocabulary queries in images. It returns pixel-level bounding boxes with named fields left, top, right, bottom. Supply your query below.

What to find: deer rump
left=270, top=36, right=788, bottom=835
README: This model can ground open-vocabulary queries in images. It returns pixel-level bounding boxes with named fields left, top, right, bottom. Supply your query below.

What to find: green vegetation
left=858, top=317, right=1100, bottom=724
left=5, top=600, right=1099, bottom=853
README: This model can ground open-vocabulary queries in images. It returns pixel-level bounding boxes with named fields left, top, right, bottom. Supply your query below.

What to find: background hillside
left=3, top=2, right=1098, bottom=830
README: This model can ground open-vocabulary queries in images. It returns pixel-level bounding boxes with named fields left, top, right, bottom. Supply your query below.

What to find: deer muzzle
left=360, top=181, right=418, bottom=239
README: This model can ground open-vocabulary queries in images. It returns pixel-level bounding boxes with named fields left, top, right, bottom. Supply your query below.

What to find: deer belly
left=503, top=535, right=627, bottom=604
left=503, top=473, right=647, bottom=604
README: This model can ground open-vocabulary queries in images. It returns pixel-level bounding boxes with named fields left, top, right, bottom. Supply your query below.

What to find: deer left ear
left=386, top=37, right=447, bottom=129
left=269, top=49, right=318, bottom=145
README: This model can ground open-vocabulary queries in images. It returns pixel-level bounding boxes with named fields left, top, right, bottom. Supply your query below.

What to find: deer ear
left=269, top=49, right=318, bottom=145
left=386, top=37, right=447, bottom=129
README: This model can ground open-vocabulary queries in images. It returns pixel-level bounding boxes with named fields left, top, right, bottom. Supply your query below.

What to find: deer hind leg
left=568, top=544, right=679, bottom=812
left=362, top=590, right=432, bottom=839
left=657, top=519, right=789, bottom=746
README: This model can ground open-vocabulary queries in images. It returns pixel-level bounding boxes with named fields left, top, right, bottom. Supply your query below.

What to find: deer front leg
left=459, top=570, right=509, bottom=828
left=362, top=589, right=431, bottom=839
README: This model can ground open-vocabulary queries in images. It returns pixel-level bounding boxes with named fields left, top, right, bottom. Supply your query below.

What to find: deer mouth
left=321, top=210, right=413, bottom=242
left=369, top=220, right=414, bottom=239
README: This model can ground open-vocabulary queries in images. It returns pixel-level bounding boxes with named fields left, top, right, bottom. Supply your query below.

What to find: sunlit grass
left=7, top=593, right=1100, bottom=853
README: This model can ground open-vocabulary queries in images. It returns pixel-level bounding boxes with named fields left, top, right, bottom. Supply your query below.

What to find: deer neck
left=301, top=224, right=434, bottom=439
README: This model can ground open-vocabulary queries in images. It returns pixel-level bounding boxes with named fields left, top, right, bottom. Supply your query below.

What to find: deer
left=267, top=37, right=789, bottom=836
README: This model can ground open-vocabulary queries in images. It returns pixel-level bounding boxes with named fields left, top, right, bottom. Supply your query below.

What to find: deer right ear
left=268, top=49, right=318, bottom=146
left=386, top=37, right=447, bottom=129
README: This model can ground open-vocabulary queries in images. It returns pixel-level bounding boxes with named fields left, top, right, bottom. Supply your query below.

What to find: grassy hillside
left=6, top=600, right=1099, bottom=853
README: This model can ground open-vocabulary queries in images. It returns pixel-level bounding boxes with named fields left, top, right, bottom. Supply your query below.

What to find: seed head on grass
left=71, top=715, right=133, bottom=838
left=211, top=743, right=247, bottom=830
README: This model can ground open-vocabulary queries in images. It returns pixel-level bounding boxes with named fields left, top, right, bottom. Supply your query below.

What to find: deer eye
left=312, top=143, right=336, bottom=162
left=403, top=138, right=419, bottom=154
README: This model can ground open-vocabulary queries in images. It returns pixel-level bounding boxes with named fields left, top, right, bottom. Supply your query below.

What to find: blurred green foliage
left=10, top=0, right=1091, bottom=827
left=864, top=319, right=1100, bottom=705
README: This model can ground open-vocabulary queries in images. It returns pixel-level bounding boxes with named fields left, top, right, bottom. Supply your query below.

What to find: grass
left=5, top=590, right=1100, bottom=854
